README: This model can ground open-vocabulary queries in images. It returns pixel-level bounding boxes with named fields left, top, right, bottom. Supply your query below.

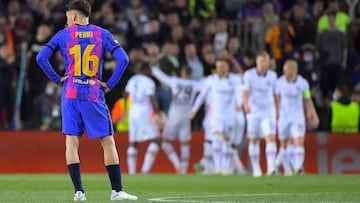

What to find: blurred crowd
left=0, top=0, right=359, bottom=132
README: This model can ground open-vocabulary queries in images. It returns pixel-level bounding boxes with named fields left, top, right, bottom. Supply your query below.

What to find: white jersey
left=152, top=68, right=200, bottom=115
left=243, top=68, right=277, bottom=118
left=125, top=74, right=155, bottom=117
left=275, top=75, right=310, bottom=122
left=192, top=73, right=242, bottom=122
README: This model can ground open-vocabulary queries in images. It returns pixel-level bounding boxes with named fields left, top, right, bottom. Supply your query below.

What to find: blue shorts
left=61, top=99, right=114, bottom=139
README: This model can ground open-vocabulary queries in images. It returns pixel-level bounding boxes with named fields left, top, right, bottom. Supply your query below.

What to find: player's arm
left=151, top=67, right=173, bottom=87
left=242, top=72, right=251, bottom=113
left=303, top=89, right=319, bottom=128
left=104, top=47, right=129, bottom=91
left=275, top=94, right=280, bottom=120
left=234, top=76, right=243, bottom=112
left=36, top=43, right=63, bottom=85
left=189, top=80, right=210, bottom=120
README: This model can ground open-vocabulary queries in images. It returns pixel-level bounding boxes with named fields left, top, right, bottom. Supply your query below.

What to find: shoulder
left=244, top=68, right=255, bottom=76
left=267, top=70, right=277, bottom=79
left=298, top=76, right=309, bottom=87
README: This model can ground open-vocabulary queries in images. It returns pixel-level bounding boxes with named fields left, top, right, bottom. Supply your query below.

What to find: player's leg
left=62, top=99, right=86, bottom=199
left=80, top=101, right=137, bottom=200
left=209, top=121, right=223, bottom=174
left=233, top=112, right=246, bottom=174
left=127, top=117, right=138, bottom=175
left=275, top=122, right=292, bottom=175
left=197, top=117, right=213, bottom=174
left=141, top=137, right=160, bottom=174
left=220, top=122, right=235, bottom=175
left=161, top=120, right=180, bottom=173
left=178, top=120, right=192, bottom=174
left=291, top=123, right=306, bottom=175
left=262, top=118, right=277, bottom=176
left=247, top=117, right=262, bottom=177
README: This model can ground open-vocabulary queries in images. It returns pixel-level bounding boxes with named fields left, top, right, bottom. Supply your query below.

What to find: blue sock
left=106, top=164, right=123, bottom=192
left=67, top=163, right=84, bottom=193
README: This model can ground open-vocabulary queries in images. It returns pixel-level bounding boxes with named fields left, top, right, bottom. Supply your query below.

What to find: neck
left=76, top=18, right=89, bottom=26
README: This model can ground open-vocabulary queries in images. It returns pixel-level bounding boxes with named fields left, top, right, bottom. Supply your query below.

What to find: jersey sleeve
left=242, top=71, right=250, bottom=91
left=151, top=67, right=174, bottom=87
left=46, top=30, right=63, bottom=51
left=192, top=77, right=211, bottom=112
left=302, top=79, right=311, bottom=99
left=146, top=80, right=156, bottom=96
left=103, top=29, right=121, bottom=54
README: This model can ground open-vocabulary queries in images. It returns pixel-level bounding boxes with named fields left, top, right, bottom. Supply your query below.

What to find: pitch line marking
left=148, top=192, right=357, bottom=203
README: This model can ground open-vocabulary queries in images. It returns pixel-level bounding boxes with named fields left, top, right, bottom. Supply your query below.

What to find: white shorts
left=128, top=111, right=159, bottom=143
left=209, top=118, right=235, bottom=141
left=162, top=115, right=191, bottom=142
left=277, top=120, right=305, bottom=140
left=246, top=116, right=276, bottom=139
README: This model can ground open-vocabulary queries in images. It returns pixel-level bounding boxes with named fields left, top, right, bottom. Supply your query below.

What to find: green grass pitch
left=0, top=174, right=359, bottom=202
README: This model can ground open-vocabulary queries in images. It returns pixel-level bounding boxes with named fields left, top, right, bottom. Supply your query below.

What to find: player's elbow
left=114, top=48, right=129, bottom=66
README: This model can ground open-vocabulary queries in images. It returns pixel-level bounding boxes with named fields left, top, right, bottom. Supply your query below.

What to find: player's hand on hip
left=60, top=75, right=69, bottom=84
left=99, top=80, right=110, bottom=93
left=235, top=105, right=242, bottom=112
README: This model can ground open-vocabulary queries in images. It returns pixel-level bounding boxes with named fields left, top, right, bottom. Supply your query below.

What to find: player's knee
left=161, top=142, right=173, bottom=153
left=127, top=146, right=137, bottom=156
left=148, top=142, right=160, bottom=154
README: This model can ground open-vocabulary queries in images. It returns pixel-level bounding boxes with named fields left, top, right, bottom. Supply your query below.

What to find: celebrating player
left=125, top=62, right=161, bottom=175
left=36, top=0, right=137, bottom=201
left=190, top=58, right=242, bottom=175
left=242, top=51, right=278, bottom=177
left=275, top=59, right=319, bottom=175
left=152, top=65, right=200, bottom=174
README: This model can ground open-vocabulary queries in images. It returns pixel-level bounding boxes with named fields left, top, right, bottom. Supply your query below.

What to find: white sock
left=248, top=143, right=261, bottom=174
left=162, top=142, right=180, bottom=171
left=266, top=142, right=277, bottom=173
left=127, top=146, right=137, bottom=175
left=275, top=147, right=285, bottom=167
left=141, top=142, right=159, bottom=173
left=180, top=144, right=190, bottom=174
left=212, top=136, right=222, bottom=174
left=220, top=141, right=233, bottom=174
left=287, top=144, right=296, bottom=170
left=202, top=142, right=213, bottom=173
left=294, top=146, right=305, bottom=171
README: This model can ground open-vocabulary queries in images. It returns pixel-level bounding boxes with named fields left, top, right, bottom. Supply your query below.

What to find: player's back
left=49, top=24, right=114, bottom=103
left=169, top=78, right=199, bottom=110
left=125, top=74, right=155, bottom=113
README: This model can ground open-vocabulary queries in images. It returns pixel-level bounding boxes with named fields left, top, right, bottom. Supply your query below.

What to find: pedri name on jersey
left=75, top=31, right=93, bottom=38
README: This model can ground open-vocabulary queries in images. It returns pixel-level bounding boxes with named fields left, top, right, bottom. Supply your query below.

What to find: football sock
left=127, top=146, right=137, bottom=175
left=275, top=147, right=285, bottom=167
left=67, top=163, right=84, bottom=193
left=248, top=142, right=261, bottom=173
left=202, top=141, right=213, bottom=173
left=162, top=142, right=180, bottom=171
left=221, top=141, right=233, bottom=174
left=286, top=144, right=296, bottom=170
left=266, top=142, right=277, bottom=173
left=106, top=164, right=122, bottom=192
left=141, top=142, right=159, bottom=173
left=294, top=146, right=305, bottom=171
left=212, top=136, right=222, bottom=173
left=180, top=144, right=190, bottom=174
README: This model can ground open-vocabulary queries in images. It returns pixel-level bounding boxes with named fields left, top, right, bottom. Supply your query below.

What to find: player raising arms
left=152, top=65, right=200, bottom=174
left=243, top=51, right=278, bottom=177
left=275, top=60, right=319, bottom=175
left=190, top=58, right=242, bottom=175
left=125, top=62, right=161, bottom=175
left=36, top=0, right=137, bottom=201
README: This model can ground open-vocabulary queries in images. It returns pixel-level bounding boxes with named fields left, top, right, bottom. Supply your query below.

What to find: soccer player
left=242, top=51, right=277, bottom=177
left=190, top=58, right=242, bottom=175
left=152, top=65, right=200, bottom=174
left=275, top=59, right=319, bottom=175
left=125, top=62, right=161, bottom=175
left=36, top=0, right=137, bottom=201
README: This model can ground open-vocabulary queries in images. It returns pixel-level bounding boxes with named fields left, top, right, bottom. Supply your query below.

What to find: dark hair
left=65, top=0, right=91, bottom=17
left=181, top=65, right=193, bottom=76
